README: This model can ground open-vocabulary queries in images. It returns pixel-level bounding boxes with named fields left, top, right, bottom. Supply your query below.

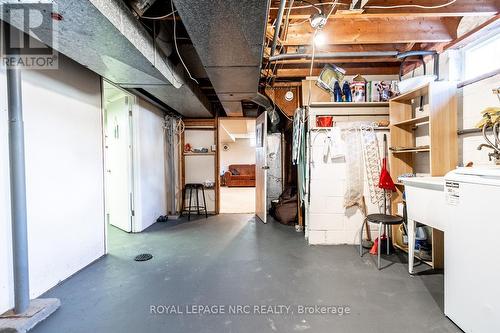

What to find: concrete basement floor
left=31, top=214, right=460, bottom=333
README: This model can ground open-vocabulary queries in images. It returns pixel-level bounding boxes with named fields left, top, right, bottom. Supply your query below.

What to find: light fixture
left=314, top=33, right=327, bottom=47
left=310, top=13, right=327, bottom=30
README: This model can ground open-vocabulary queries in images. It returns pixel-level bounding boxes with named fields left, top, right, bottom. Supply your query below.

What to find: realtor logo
left=1, top=1, right=59, bottom=69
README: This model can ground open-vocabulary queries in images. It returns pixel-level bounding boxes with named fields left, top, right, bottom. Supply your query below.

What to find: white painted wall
left=133, top=99, right=167, bottom=232
left=220, top=138, right=256, bottom=172
left=459, top=74, right=500, bottom=166
left=0, top=54, right=104, bottom=313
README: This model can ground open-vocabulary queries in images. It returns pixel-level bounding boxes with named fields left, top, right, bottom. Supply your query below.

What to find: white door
left=104, top=95, right=135, bottom=232
left=255, top=111, right=268, bottom=223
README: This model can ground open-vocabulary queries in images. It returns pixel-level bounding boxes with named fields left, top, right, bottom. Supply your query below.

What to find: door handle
left=262, top=166, right=270, bottom=170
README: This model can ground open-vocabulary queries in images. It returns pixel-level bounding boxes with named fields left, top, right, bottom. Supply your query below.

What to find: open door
left=255, top=111, right=268, bottom=223
left=103, top=84, right=135, bottom=233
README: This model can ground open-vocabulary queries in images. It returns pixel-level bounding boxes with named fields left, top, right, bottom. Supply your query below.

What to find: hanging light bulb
left=314, top=32, right=327, bottom=47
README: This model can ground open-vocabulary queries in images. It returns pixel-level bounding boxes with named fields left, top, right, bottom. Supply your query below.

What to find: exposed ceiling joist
left=271, top=66, right=400, bottom=77
left=284, top=43, right=421, bottom=53
left=282, top=17, right=459, bottom=45
left=267, top=57, right=401, bottom=64
left=269, top=0, right=498, bottom=18
left=349, top=0, right=499, bottom=16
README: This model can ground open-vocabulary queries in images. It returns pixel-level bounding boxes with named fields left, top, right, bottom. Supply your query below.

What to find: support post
left=170, top=118, right=176, bottom=214
left=6, top=42, right=30, bottom=314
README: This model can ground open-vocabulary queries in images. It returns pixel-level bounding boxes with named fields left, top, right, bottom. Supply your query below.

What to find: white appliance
left=444, top=167, right=500, bottom=333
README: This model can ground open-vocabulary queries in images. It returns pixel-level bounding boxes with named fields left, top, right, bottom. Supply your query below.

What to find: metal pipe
left=458, top=127, right=493, bottom=135
left=396, top=50, right=436, bottom=59
left=268, top=51, right=399, bottom=62
left=270, top=0, right=287, bottom=57
left=6, top=43, right=30, bottom=313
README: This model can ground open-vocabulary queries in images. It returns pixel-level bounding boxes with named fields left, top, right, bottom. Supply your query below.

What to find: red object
left=378, top=158, right=396, bottom=191
left=369, top=238, right=379, bottom=255
left=369, top=235, right=388, bottom=255
left=316, top=116, right=333, bottom=128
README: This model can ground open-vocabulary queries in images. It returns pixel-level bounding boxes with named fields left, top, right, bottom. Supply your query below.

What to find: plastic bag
left=343, top=128, right=365, bottom=211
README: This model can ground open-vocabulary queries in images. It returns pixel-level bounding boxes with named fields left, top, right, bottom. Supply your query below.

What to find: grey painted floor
left=32, top=214, right=460, bottom=333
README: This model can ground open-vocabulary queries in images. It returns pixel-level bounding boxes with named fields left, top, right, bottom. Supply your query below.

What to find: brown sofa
left=223, top=164, right=256, bottom=187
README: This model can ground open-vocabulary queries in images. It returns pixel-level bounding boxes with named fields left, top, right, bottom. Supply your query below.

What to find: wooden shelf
left=311, top=126, right=389, bottom=131
left=391, top=148, right=430, bottom=154
left=394, top=243, right=433, bottom=267
left=183, top=152, right=215, bottom=156
left=393, top=115, right=429, bottom=127
left=390, top=83, right=430, bottom=102
left=310, top=101, right=389, bottom=108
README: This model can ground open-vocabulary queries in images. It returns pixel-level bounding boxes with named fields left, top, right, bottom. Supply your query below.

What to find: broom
left=370, top=134, right=396, bottom=255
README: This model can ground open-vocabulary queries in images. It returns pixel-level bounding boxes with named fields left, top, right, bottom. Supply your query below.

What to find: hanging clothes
left=296, top=108, right=307, bottom=206
left=292, top=108, right=303, bottom=165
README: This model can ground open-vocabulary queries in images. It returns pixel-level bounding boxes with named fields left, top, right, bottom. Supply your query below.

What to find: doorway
left=218, top=118, right=256, bottom=213
left=102, top=81, right=136, bottom=234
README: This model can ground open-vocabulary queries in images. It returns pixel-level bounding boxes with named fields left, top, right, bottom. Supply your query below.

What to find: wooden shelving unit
left=309, top=101, right=390, bottom=108
left=183, top=152, right=216, bottom=156
left=181, top=119, right=219, bottom=214
left=393, top=115, right=429, bottom=127
left=391, top=148, right=430, bottom=154
left=389, top=81, right=457, bottom=269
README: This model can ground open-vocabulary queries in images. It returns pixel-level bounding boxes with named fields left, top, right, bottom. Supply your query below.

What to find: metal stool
left=181, top=183, right=208, bottom=221
left=360, top=213, right=404, bottom=270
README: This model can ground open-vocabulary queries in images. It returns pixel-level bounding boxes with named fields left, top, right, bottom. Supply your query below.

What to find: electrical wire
left=303, top=29, right=318, bottom=124
left=170, top=0, right=199, bottom=85
left=270, top=1, right=348, bottom=11
left=365, top=0, right=457, bottom=9
left=271, top=0, right=456, bottom=11
left=325, top=1, right=339, bottom=19
left=141, top=9, right=177, bottom=20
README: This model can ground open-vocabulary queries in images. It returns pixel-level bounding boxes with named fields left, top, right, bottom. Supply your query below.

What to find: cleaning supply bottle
left=333, top=81, right=343, bottom=102
left=342, top=81, right=352, bottom=102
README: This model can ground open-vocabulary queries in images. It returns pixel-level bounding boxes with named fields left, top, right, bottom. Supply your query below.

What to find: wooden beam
left=284, top=17, right=456, bottom=45
left=266, top=57, right=401, bottom=65
left=269, top=0, right=498, bottom=18
left=352, top=0, right=498, bottom=16
left=285, top=43, right=425, bottom=53
left=273, top=66, right=400, bottom=77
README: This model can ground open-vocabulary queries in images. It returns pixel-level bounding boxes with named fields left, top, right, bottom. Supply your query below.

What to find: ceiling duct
left=173, top=0, right=270, bottom=116
left=0, top=0, right=212, bottom=117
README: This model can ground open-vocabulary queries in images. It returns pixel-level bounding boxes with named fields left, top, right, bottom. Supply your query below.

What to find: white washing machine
left=444, top=167, right=500, bottom=333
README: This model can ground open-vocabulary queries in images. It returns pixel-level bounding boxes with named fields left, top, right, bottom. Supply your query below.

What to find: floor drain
left=134, top=253, right=153, bottom=262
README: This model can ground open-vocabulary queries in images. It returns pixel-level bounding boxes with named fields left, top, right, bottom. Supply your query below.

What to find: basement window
left=463, top=33, right=500, bottom=81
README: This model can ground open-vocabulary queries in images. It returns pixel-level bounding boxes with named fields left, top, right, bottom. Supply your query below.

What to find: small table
left=401, top=177, right=447, bottom=274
